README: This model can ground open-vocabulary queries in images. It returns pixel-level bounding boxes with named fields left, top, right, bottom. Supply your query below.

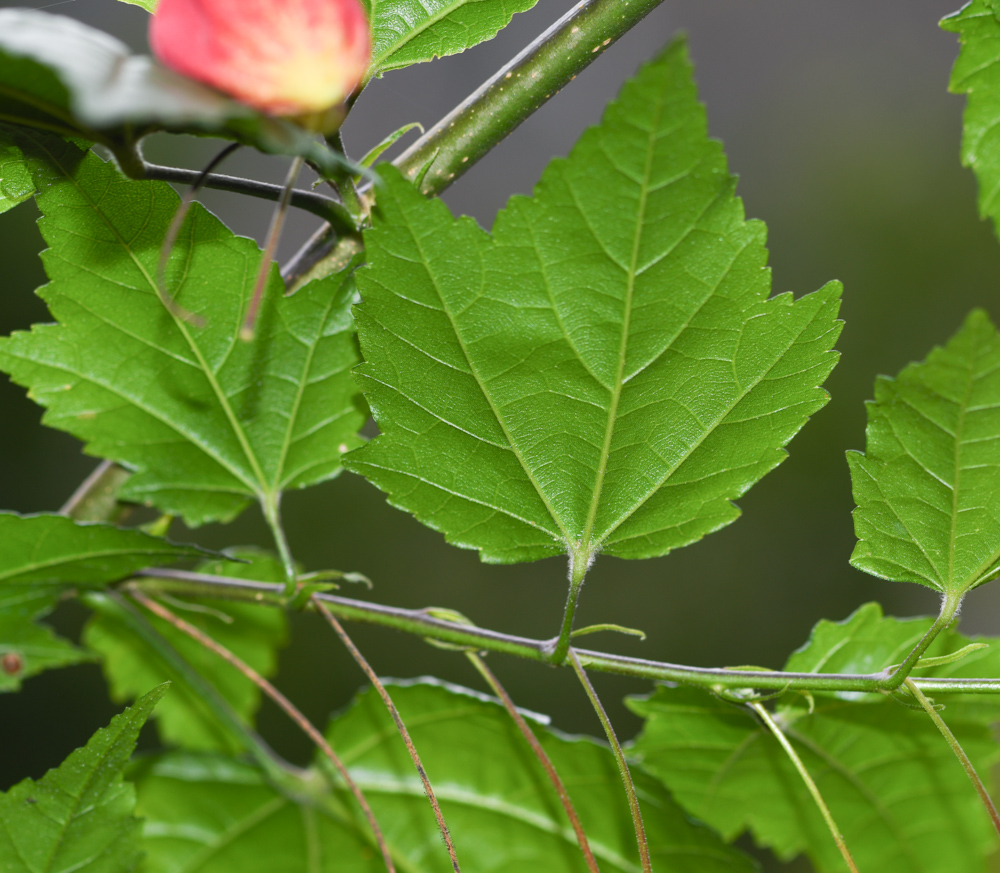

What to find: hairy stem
left=904, top=677, right=1000, bottom=838
left=141, top=161, right=354, bottom=229
left=467, top=652, right=600, bottom=873
left=568, top=649, right=651, bottom=873
left=82, top=590, right=292, bottom=784
left=129, top=590, right=397, bottom=873
left=550, top=556, right=588, bottom=664
left=131, top=568, right=1000, bottom=694
left=312, top=597, right=461, bottom=873
left=882, top=593, right=962, bottom=689
left=751, top=702, right=859, bottom=873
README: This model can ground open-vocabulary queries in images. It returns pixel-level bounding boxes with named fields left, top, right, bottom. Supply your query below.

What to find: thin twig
left=568, top=649, right=651, bottom=873
left=241, top=155, right=305, bottom=340
left=156, top=143, right=242, bottom=325
left=142, top=161, right=352, bottom=227
left=128, top=590, right=397, bottom=873
left=312, top=597, right=461, bottom=872
left=750, top=701, right=859, bottom=873
left=466, top=652, right=600, bottom=873
left=131, top=568, right=1000, bottom=696
left=904, top=678, right=1000, bottom=838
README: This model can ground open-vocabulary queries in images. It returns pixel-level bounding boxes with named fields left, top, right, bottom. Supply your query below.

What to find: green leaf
left=363, top=0, right=540, bottom=78
left=942, top=0, right=1000, bottom=237
left=0, top=133, right=31, bottom=214
left=134, top=680, right=755, bottom=872
left=628, top=605, right=1000, bottom=873
left=848, top=310, right=1000, bottom=596
left=0, top=131, right=366, bottom=527
left=0, top=512, right=205, bottom=691
left=0, top=684, right=167, bottom=873
left=84, top=550, right=288, bottom=754
left=117, top=0, right=157, bottom=11
left=346, top=40, right=842, bottom=565
left=0, top=9, right=351, bottom=175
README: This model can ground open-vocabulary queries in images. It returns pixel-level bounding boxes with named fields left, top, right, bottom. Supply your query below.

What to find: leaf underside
left=0, top=132, right=31, bottom=214
left=848, top=309, right=1000, bottom=595
left=362, top=0, right=541, bottom=77
left=0, top=129, right=366, bottom=527
left=0, top=512, right=205, bottom=691
left=629, top=604, right=1000, bottom=873
left=135, top=680, right=755, bottom=872
left=0, top=685, right=166, bottom=873
left=347, top=39, right=842, bottom=565
left=943, top=0, right=1000, bottom=237
left=85, top=551, right=288, bottom=754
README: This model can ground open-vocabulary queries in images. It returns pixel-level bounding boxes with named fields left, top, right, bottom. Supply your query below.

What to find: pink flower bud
left=150, top=0, right=371, bottom=118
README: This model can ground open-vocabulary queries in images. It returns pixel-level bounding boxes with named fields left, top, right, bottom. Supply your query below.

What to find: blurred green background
left=2, top=0, right=999, bottom=869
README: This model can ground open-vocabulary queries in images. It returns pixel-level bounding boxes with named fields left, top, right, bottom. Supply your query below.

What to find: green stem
left=262, top=495, right=297, bottom=594
left=904, top=678, right=1000, bottom=838
left=81, top=590, right=295, bottom=787
left=750, top=702, right=859, bottom=873
left=132, top=569, right=1000, bottom=694
left=550, top=555, right=589, bottom=664
left=393, top=0, right=668, bottom=196
left=568, top=649, right=651, bottom=873
left=284, top=0, right=668, bottom=287
left=882, top=593, right=962, bottom=689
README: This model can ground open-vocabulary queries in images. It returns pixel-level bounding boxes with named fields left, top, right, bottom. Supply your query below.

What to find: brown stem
left=466, top=652, right=600, bottom=873
left=568, top=649, right=651, bottom=873
left=312, top=597, right=461, bottom=872
left=128, top=590, right=396, bottom=873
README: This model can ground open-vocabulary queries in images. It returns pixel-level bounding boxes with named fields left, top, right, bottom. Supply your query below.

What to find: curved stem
left=904, top=677, right=1000, bottom=838
left=568, top=649, right=651, bottom=873
left=467, top=652, right=601, bottom=873
left=132, top=568, right=1000, bottom=695
left=141, top=162, right=354, bottom=230
left=262, top=496, right=297, bottom=593
left=751, top=702, right=859, bottom=873
left=882, top=593, right=962, bottom=689
left=312, top=598, right=461, bottom=872
left=129, top=590, right=397, bottom=873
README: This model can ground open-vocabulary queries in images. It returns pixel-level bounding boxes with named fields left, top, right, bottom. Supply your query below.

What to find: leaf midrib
left=578, top=87, right=667, bottom=559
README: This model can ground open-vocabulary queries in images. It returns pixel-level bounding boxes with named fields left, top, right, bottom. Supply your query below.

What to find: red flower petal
left=150, top=0, right=371, bottom=116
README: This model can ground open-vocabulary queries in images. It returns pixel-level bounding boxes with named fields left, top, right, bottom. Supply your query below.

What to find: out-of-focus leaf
left=0, top=685, right=166, bottom=872
left=133, top=679, right=756, bottom=872
left=347, top=41, right=841, bottom=565
left=362, top=0, right=540, bottom=78
left=629, top=604, right=1000, bottom=873
left=85, top=550, right=288, bottom=754
left=0, top=512, right=205, bottom=691
left=0, top=9, right=350, bottom=174
left=848, top=310, right=1000, bottom=596
left=943, top=0, right=1000, bottom=237
left=0, top=132, right=366, bottom=528
left=117, top=0, right=158, bottom=11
